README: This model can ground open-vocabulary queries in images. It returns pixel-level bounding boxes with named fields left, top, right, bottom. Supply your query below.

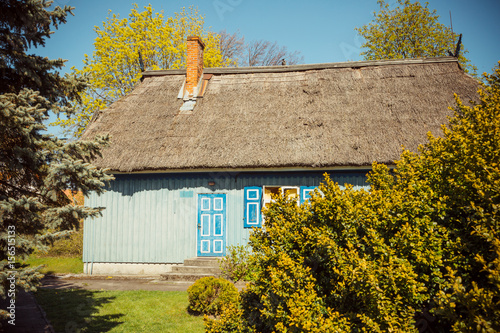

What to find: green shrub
left=187, top=276, right=239, bottom=316
left=34, top=227, right=83, bottom=257
left=44, top=191, right=84, bottom=257
left=219, top=245, right=255, bottom=283
left=47, top=228, right=83, bottom=257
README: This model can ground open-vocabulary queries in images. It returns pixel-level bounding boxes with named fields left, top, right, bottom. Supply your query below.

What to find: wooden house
left=81, top=36, right=479, bottom=275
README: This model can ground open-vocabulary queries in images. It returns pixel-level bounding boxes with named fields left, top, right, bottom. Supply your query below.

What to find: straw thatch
left=82, top=57, right=480, bottom=172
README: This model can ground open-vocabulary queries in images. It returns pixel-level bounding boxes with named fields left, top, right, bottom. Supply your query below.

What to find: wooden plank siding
left=83, top=170, right=370, bottom=264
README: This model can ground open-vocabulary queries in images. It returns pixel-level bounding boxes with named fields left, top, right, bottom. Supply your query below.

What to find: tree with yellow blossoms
left=54, top=5, right=232, bottom=137
left=356, top=0, right=477, bottom=75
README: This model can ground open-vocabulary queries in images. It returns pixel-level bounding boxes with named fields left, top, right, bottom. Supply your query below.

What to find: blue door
left=197, top=194, right=226, bottom=257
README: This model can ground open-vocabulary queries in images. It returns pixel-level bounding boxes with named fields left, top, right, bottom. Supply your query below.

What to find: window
left=300, top=186, right=317, bottom=205
left=244, top=185, right=318, bottom=228
left=244, top=187, right=262, bottom=228
left=263, top=186, right=299, bottom=209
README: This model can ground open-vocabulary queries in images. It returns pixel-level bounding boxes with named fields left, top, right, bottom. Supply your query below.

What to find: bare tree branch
left=219, top=30, right=245, bottom=66
left=218, top=30, right=304, bottom=67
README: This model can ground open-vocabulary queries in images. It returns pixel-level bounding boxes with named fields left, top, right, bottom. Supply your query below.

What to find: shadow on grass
left=36, top=288, right=123, bottom=332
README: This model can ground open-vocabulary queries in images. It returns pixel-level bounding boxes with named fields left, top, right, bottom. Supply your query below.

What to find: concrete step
left=160, top=272, right=218, bottom=282
left=160, top=257, right=223, bottom=282
left=183, top=257, right=221, bottom=267
left=172, top=265, right=221, bottom=275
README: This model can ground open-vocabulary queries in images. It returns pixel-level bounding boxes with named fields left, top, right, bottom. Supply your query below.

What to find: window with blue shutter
left=300, top=186, right=317, bottom=205
left=244, top=186, right=262, bottom=228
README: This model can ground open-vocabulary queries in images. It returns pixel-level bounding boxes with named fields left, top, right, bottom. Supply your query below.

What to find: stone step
left=160, top=272, right=217, bottom=282
left=172, top=265, right=221, bottom=275
left=183, top=257, right=221, bottom=267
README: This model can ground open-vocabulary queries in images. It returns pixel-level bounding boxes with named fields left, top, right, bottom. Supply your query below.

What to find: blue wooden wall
left=83, top=170, right=370, bottom=264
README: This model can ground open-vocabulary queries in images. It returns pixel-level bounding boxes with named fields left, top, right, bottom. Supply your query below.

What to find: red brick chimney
left=186, top=36, right=205, bottom=97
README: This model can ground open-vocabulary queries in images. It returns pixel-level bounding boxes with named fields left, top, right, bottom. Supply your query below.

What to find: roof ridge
left=142, top=56, right=459, bottom=77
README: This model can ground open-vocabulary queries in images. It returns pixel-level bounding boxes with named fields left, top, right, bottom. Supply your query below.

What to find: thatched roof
left=82, top=57, right=480, bottom=173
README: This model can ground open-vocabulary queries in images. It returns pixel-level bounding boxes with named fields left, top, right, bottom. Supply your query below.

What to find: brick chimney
left=186, top=36, right=205, bottom=97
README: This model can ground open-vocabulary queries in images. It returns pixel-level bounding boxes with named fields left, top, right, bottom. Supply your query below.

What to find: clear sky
left=39, top=0, right=500, bottom=136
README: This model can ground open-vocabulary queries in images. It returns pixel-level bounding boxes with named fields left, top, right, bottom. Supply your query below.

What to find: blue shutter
left=244, top=186, right=262, bottom=228
left=300, top=186, right=317, bottom=205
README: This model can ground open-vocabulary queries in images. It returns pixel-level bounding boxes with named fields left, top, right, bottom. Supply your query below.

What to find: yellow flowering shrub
left=207, top=63, right=500, bottom=332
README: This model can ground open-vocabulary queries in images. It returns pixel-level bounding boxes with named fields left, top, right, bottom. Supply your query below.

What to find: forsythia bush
left=208, top=63, right=500, bottom=332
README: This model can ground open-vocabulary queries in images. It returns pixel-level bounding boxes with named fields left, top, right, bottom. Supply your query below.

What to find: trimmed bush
left=187, top=276, right=239, bottom=316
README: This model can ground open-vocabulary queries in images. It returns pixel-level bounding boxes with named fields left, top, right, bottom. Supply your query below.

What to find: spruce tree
left=0, top=0, right=112, bottom=320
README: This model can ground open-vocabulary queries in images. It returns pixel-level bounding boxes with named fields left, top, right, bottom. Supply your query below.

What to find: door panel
left=198, top=194, right=226, bottom=256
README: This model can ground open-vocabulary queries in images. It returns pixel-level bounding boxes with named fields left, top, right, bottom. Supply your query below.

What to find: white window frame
left=262, top=186, right=300, bottom=208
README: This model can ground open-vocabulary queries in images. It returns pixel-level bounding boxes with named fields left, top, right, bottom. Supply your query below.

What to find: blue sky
left=39, top=0, right=500, bottom=136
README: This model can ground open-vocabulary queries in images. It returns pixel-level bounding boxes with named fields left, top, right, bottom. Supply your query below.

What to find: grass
left=28, top=231, right=205, bottom=332
left=35, top=289, right=205, bottom=333
left=23, top=255, right=83, bottom=274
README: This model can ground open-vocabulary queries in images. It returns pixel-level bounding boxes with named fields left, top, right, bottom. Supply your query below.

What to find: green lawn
left=35, top=289, right=205, bottom=333
left=24, top=255, right=83, bottom=274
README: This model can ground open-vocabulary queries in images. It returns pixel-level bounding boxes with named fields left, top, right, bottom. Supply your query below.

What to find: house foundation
left=83, top=262, right=180, bottom=275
